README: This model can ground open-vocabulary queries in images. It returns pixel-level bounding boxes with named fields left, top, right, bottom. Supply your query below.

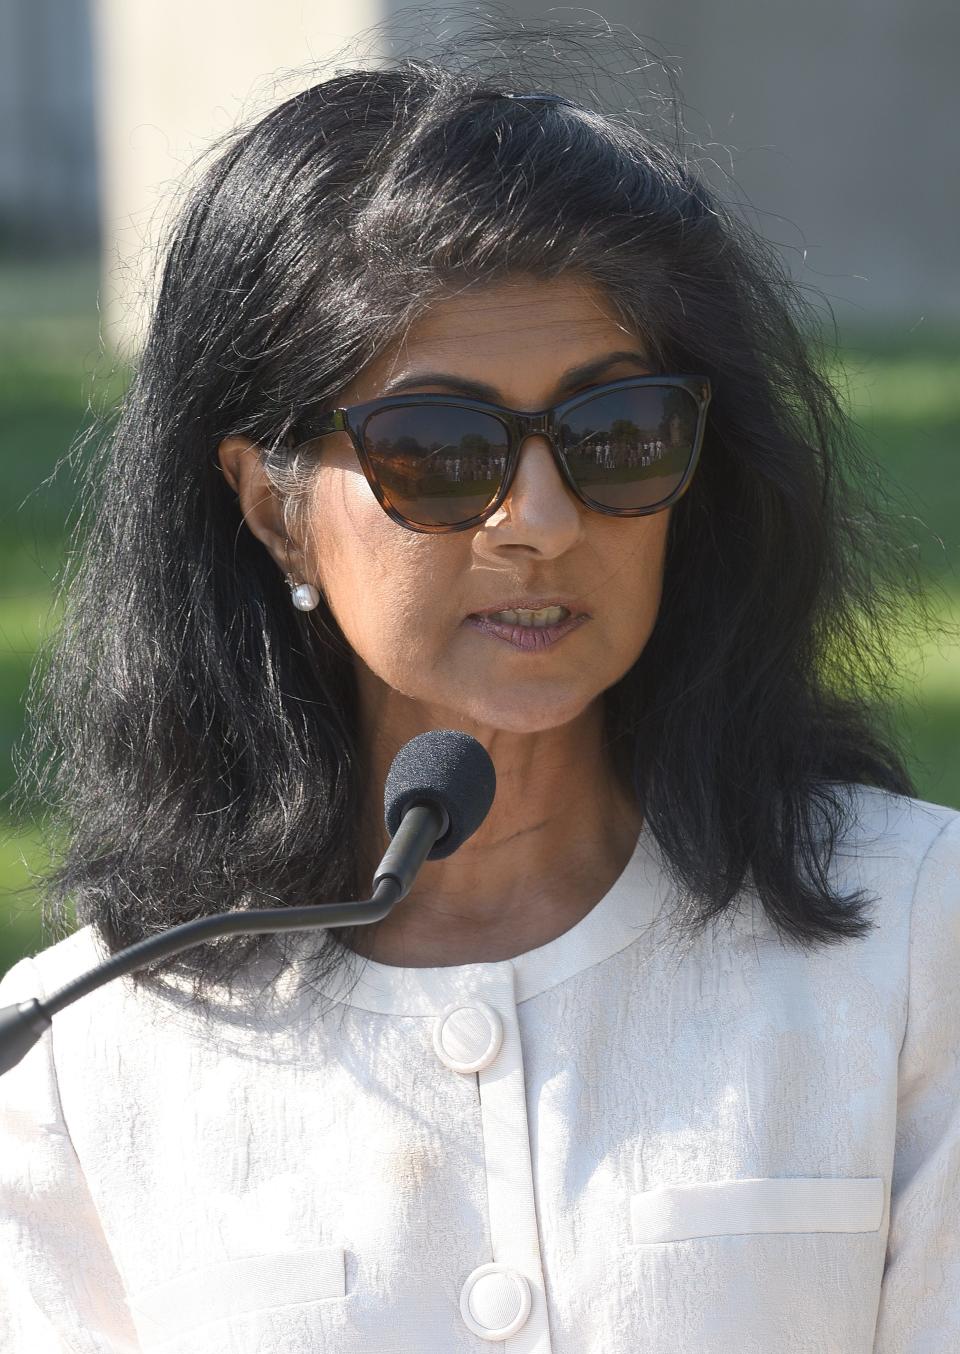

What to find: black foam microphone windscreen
left=383, top=729, right=497, bottom=860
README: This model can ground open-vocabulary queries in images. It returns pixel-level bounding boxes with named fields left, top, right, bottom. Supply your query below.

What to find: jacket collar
left=296, top=825, right=685, bottom=1016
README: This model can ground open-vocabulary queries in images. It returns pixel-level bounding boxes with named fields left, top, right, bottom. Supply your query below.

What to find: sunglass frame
left=300, top=374, right=713, bottom=533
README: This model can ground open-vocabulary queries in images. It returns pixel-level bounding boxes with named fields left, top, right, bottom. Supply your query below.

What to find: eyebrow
left=381, top=350, right=652, bottom=402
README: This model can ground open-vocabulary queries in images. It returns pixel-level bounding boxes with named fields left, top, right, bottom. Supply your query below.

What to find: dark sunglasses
left=297, top=375, right=712, bottom=533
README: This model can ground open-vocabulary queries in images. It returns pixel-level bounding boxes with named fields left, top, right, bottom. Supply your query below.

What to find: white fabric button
left=432, top=1000, right=503, bottom=1073
left=459, top=1263, right=532, bottom=1340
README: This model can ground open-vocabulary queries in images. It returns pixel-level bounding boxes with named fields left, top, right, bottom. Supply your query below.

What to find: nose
left=474, top=434, right=584, bottom=559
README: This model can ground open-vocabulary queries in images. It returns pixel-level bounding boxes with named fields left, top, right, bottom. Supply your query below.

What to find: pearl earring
left=286, top=578, right=320, bottom=611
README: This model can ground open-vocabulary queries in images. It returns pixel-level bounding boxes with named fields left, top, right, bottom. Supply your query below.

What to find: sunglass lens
left=362, top=407, right=509, bottom=527
left=558, top=385, right=700, bottom=510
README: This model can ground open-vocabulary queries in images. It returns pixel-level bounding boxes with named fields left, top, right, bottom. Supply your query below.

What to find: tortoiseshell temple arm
left=304, top=410, right=346, bottom=436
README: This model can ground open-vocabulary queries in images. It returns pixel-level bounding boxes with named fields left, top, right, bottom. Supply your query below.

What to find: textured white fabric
left=0, top=782, right=958, bottom=1352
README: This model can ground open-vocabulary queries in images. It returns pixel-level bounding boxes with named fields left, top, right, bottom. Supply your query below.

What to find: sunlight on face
left=296, top=273, right=673, bottom=739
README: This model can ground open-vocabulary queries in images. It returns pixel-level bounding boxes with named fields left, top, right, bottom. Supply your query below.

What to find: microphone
left=0, top=729, right=496, bottom=1077
left=383, top=728, right=498, bottom=860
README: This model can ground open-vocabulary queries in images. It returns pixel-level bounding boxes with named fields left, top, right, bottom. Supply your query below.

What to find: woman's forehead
left=403, top=273, right=627, bottom=342
left=342, top=274, right=649, bottom=403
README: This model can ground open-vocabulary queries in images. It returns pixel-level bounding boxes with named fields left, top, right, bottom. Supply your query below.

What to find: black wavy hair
left=10, top=17, right=926, bottom=1009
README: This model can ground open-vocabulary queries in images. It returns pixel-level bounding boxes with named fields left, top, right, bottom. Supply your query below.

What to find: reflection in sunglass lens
left=558, top=386, right=699, bottom=510
left=363, top=406, right=509, bottom=527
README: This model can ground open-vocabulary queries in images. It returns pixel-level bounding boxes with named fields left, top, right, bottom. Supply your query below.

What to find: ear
left=216, top=435, right=304, bottom=578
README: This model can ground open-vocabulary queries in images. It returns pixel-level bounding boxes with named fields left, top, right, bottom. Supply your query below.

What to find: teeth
left=489, top=605, right=569, bottom=628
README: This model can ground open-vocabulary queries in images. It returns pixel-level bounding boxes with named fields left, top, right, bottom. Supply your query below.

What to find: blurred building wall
left=92, top=0, right=384, bottom=356
left=18, top=0, right=954, bottom=348
left=586, top=0, right=960, bottom=334
left=0, top=0, right=98, bottom=250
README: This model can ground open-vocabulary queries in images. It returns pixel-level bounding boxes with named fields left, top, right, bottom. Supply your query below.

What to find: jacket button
left=459, top=1263, right=532, bottom=1340
left=432, top=1000, right=504, bottom=1073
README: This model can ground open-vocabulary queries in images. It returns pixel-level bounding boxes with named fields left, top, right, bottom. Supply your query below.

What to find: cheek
left=301, top=465, right=457, bottom=668
left=589, top=514, right=671, bottom=643
left=641, top=518, right=671, bottom=615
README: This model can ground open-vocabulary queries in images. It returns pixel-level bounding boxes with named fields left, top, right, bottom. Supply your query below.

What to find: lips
left=467, top=597, right=586, bottom=620
left=464, top=609, right=590, bottom=651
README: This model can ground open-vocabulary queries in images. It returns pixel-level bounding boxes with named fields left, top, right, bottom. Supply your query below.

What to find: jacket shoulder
left=1, top=923, right=107, bottom=1002
left=825, top=782, right=960, bottom=869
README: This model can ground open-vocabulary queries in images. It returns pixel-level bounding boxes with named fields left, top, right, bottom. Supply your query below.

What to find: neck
left=349, top=685, right=642, bottom=968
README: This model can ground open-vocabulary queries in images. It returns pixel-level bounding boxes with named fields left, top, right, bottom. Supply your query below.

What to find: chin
left=448, top=687, right=598, bottom=736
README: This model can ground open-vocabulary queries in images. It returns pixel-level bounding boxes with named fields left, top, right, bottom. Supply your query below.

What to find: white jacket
left=1, top=783, right=958, bottom=1353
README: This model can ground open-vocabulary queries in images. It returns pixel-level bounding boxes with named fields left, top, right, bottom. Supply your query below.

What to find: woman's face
left=266, top=274, right=672, bottom=736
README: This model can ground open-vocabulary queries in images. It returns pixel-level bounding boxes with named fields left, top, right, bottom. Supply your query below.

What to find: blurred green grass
left=0, top=260, right=958, bottom=978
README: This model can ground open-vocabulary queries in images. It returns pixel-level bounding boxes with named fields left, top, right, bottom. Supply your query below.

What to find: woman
left=1, top=28, right=957, bottom=1354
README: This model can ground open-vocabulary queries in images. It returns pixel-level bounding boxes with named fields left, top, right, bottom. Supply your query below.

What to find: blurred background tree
left=1, top=0, right=957, bottom=976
